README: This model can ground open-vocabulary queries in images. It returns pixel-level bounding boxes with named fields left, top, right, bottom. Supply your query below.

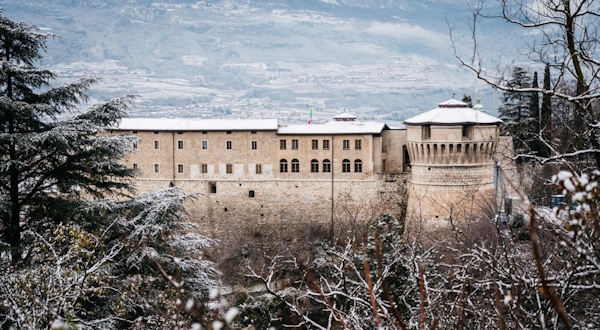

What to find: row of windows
left=279, top=159, right=362, bottom=173
left=134, top=140, right=259, bottom=151
left=134, top=160, right=362, bottom=174
left=280, top=139, right=361, bottom=150
left=137, top=163, right=264, bottom=174
left=136, top=139, right=363, bottom=151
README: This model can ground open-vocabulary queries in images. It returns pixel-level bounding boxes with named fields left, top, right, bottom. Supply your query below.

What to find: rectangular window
left=280, top=139, right=286, bottom=150
left=177, top=131, right=183, bottom=135
left=251, top=130, right=257, bottom=134
left=201, top=164, right=208, bottom=173
left=226, top=164, right=233, bottom=174
left=177, top=164, right=184, bottom=173
left=312, top=139, right=318, bottom=150
left=462, top=125, right=473, bottom=139
left=251, top=141, right=258, bottom=150
left=323, top=140, right=330, bottom=150
left=249, top=190, right=255, bottom=198
left=343, top=140, right=350, bottom=150
left=154, top=140, right=160, bottom=149
left=256, top=164, right=262, bottom=174
left=133, top=141, right=138, bottom=150
left=133, top=163, right=138, bottom=170
left=154, top=131, right=159, bottom=134
left=209, top=182, right=216, bottom=194
left=154, top=164, right=160, bottom=173
left=355, top=140, right=361, bottom=150
left=226, top=141, right=232, bottom=150
left=202, top=140, right=208, bottom=150
left=226, top=131, right=232, bottom=134
left=422, top=125, right=431, bottom=140
left=178, top=140, right=184, bottom=149
left=292, top=139, right=299, bottom=150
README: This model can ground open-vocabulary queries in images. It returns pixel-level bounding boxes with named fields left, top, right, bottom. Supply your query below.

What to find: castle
left=111, top=98, right=504, bottom=258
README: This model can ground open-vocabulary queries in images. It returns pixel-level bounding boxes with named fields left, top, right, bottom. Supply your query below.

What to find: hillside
left=1, top=0, right=520, bottom=122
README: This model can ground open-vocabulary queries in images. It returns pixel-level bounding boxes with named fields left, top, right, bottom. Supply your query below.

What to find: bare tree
left=450, top=0, right=600, bottom=166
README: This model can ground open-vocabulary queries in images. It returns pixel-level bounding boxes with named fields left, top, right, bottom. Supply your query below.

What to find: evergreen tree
left=461, top=94, right=473, bottom=107
left=528, top=71, right=547, bottom=156
left=540, top=64, right=552, bottom=157
left=0, top=12, right=135, bottom=263
left=497, top=66, right=532, bottom=154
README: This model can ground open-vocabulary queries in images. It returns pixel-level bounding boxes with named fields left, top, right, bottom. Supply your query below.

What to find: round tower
left=403, top=99, right=502, bottom=235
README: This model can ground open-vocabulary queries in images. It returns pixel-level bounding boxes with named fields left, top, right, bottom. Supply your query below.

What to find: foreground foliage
left=0, top=12, right=221, bottom=329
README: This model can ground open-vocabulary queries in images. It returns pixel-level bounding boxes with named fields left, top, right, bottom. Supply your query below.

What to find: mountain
left=0, top=0, right=522, bottom=122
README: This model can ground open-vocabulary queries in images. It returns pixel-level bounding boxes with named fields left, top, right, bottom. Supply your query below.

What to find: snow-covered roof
left=277, top=121, right=387, bottom=135
left=403, top=99, right=501, bottom=125
left=333, top=113, right=357, bottom=120
left=116, top=118, right=279, bottom=131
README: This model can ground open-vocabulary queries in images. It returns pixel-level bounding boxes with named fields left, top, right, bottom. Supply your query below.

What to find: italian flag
left=308, top=107, right=313, bottom=125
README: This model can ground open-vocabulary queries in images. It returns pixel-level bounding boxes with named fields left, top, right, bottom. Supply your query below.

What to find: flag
left=308, top=107, right=313, bottom=125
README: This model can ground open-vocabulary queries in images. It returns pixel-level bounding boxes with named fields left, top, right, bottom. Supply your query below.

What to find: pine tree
left=461, top=94, right=473, bottom=107
left=528, top=71, right=547, bottom=156
left=540, top=64, right=552, bottom=157
left=497, top=66, right=532, bottom=154
left=0, top=12, right=135, bottom=264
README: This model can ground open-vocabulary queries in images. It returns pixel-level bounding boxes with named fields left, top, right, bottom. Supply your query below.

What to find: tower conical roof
left=404, top=99, right=501, bottom=125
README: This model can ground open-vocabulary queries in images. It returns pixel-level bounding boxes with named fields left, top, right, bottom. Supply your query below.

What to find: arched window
left=354, top=159, right=362, bottom=173
left=323, top=159, right=331, bottom=173
left=280, top=159, right=288, bottom=173
left=342, top=159, right=351, bottom=173
left=311, top=159, right=319, bottom=173
left=291, top=159, right=300, bottom=173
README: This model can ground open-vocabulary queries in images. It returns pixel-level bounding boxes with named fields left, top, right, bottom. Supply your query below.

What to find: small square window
left=226, top=141, right=232, bottom=150
left=202, top=131, right=208, bottom=135
left=133, top=163, right=138, bottom=170
left=251, top=130, right=257, bottom=134
left=280, top=140, right=286, bottom=150
left=177, top=131, right=183, bottom=135
left=154, top=141, right=160, bottom=149
left=201, top=164, right=208, bottom=173
left=355, top=140, right=361, bottom=150
left=177, top=164, right=184, bottom=173
left=249, top=190, right=255, bottom=198
left=292, top=139, right=298, bottom=150
left=132, top=131, right=137, bottom=134
left=323, top=140, right=330, bottom=150
left=312, top=139, right=318, bottom=150
left=202, top=140, right=208, bottom=150
left=226, top=131, right=232, bottom=134
left=251, top=141, right=258, bottom=150
left=154, top=131, right=159, bottom=135
left=226, top=164, right=233, bottom=174
left=178, top=140, right=184, bottom=149
left=154, top=164, right=160, bottom=173
left=256, top=164, right=262, bottom=174
left=343, top=140, right=350, bottom=150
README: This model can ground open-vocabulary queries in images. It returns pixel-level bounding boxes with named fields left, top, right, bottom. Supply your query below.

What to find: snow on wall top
left=403, top=99, right=502, bottom=125
left=277, top=121, right=387, bottom=135
left=116, top=118, right=279, bottom=131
